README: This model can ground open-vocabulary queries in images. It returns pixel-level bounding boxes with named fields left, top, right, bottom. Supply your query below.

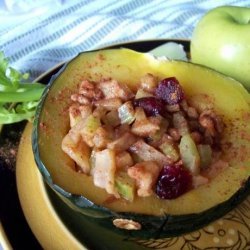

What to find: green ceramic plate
left=16, top=40, right=250, bottom=250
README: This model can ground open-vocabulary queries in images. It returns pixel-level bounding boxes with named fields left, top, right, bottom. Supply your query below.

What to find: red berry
left=133, top=97, right=165, bottom=116
left=155, top=77, right=184, bottom=105
left=156, top=164, right=192, bottom=199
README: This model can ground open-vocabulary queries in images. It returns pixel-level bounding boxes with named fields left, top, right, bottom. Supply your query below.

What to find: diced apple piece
left=173, top=111, right=189, bottom=136
left=62, top=133, right=90, bottom=174
left=115, top=151, right=134, bottom=169
left=129, top=139, right=172, bottom=165
left=197, top=144, right=212, bottom=169
left=91, top=149, right=119, bottom=197
left=115, top=171, right=135, bottom=201
left=127, top=161, right=160, bottom=197
left=179, top=133, right=200, bottom=175
left=131, top=108, right=160, bottom=137
left=93, top=127, right=110, bottom=149
left=118, top=101, right=135, bottom=125
left=135, top=88, right=153, bottom=99
left=107, top=132, right=137, bottom=152
left=80, top=115, right=101, bottom=147
left=98, top=79, right=134, bottom=101
left=140, top=73, right=158, bottom=93
left=159, top=141, right=179, bottom=163
left=94, top=97, right=122, bottom=111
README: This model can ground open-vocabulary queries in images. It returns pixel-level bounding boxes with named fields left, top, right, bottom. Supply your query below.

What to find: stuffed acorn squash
left=33, top=48, right=250, bottom=238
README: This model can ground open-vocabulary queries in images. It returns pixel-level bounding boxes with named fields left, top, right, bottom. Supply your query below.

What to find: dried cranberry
left=156, top=164, right=192, bottom=199
left=133, top=97, right=165, bottom=116
left=155, top=77, right=184, bottom=105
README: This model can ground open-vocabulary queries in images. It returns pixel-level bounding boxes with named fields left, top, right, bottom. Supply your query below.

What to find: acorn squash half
left=33, top=48, right=250, bottom=238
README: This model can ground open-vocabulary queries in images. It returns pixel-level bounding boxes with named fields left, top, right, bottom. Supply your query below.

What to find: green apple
left=191, top=6, right=250, bottom=90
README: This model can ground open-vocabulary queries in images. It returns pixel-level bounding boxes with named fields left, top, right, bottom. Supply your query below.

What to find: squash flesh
left=37, top=49, right=250, bottom=216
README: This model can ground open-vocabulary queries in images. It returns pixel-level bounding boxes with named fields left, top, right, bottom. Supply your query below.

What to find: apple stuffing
left=62, top=73, right=226, bottom=201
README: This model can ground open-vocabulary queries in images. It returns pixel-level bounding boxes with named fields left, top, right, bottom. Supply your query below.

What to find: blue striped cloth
left=0, top=0, right=249, bottom=80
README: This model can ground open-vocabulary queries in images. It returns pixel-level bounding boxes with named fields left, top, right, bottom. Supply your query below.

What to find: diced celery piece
left=80, top=114, right=101, bottom=146
left=149, top=118, right=169, bottom=143
left=197, top=144, right=212, bottom=169
left=179, top=133, right=200, bottom=175
left=115, top=171, right=135, bottom=201
left=84, top=115, right=101, bottom=133
left=159, top=141, right=179, bottom=162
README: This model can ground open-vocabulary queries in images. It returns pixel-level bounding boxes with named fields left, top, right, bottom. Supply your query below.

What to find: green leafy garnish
left=0, top=52, right=45, bottom=129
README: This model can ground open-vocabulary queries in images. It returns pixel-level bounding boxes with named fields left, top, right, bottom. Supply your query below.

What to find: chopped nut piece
left=199, top=113, right=216, bottom=137
left=79, top=80, right=103, bottom=100
left=113, top=218, right=141, bottom=230
left=199, top=109, right=224, bottom=135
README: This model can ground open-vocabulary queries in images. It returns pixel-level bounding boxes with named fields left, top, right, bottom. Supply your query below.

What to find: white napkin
left=0, top=0, right=249, bottom=80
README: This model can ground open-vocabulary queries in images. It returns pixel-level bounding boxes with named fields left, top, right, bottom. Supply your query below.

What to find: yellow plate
left=16, top=123, right=84, bottom=250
